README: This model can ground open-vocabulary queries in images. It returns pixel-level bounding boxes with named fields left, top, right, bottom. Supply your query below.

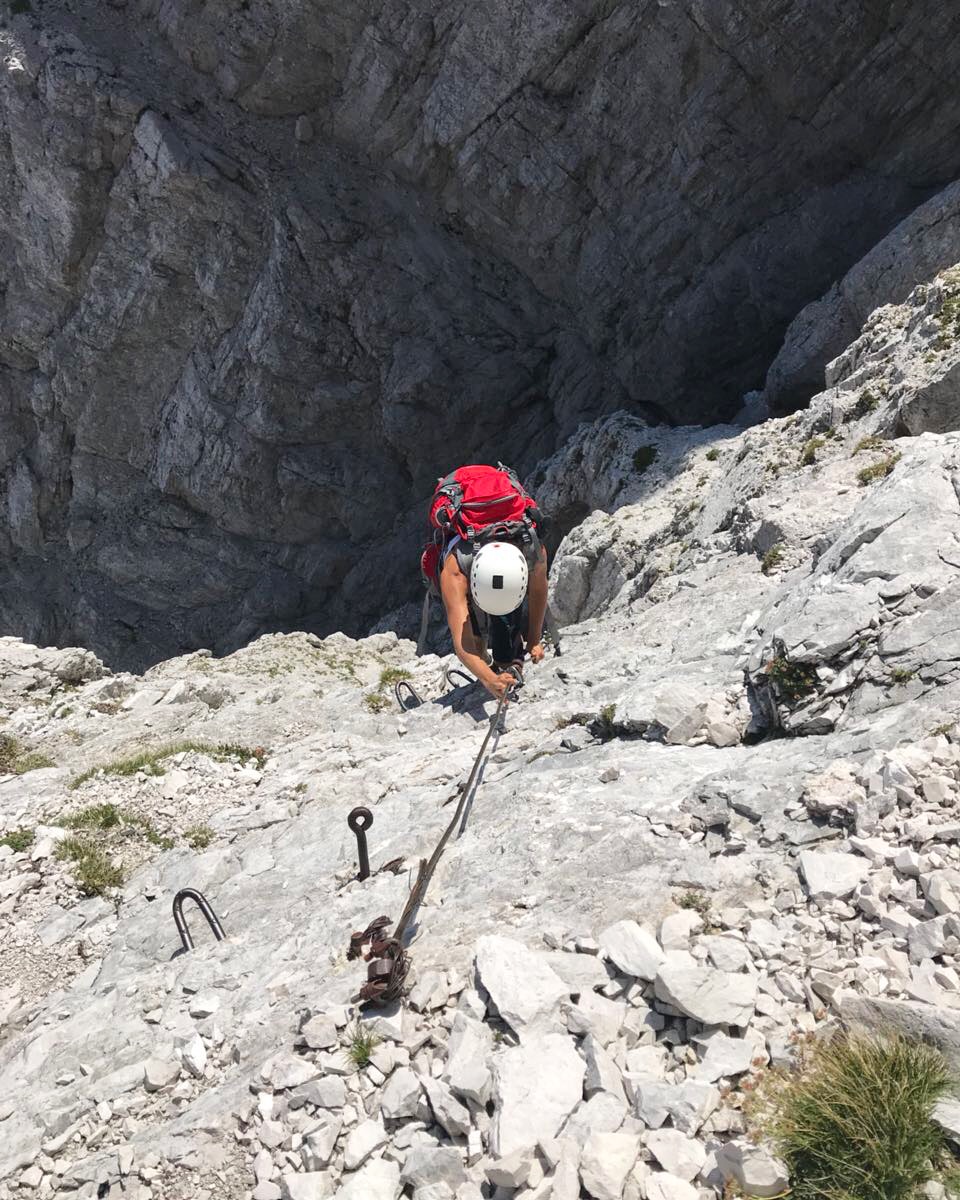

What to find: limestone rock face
left=3, top=1, right=960, bottom=663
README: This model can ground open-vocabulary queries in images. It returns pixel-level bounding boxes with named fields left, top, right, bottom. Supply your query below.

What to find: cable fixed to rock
left=348, top=674, right=520, bottom=1005
left=172, top=888, right=226, bottom=953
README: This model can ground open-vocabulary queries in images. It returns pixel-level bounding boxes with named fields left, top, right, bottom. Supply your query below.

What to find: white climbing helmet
left=470, top=542, right=529, bottom=616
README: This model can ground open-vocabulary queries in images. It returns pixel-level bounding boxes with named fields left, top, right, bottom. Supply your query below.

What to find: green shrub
left=800, top=437, right=825, bottom=466
left=890, top=667, right=915, bottom=685
left=675, top=890, right=711, bottom=918
left=0, top=828, right=34, bottom=852
left=858, top=452, right=902, bottom=487
left=632, top=445, right=658, bottom=474
left=753, top=1031, right=955, bottom=1200
left=761, top=543, right=785, bottom=575
left=852, top=389, right=879, bottom=418
left=765, top=656, right=817, bottom=701
left=705, top=447, right=720, bottom=462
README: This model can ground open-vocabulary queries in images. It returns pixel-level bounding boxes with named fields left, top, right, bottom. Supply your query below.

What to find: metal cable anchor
left=444, top=666, right=474, bottom=691
left=172, top=888, right=226, bottom=953
left=395, top=679, right=423, bottom=711
left=348, top=806, right=373, bottom=881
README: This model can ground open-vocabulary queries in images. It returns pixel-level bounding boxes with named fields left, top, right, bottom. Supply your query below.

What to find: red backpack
left=420, top=464, right=540, bottom=593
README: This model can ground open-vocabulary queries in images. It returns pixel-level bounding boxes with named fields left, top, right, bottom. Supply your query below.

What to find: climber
left=419, top=464, right=549, bottom=700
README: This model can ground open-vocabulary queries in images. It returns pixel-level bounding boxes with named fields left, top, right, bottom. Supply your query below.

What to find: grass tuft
left=705, top=447, right=720, bottom=462
left=185, top=824, right=214, bottom=850
left=800, top=436, right=825, bottom=467
left=70, top=740, right=266, bottom=789
left=751, top=1031, right=955, bottom=1200
left=632, top=445, right=658, bottom=474
left=853, top=434, right=887, bottom=455
left=761, top=543, right=785, bottom=575
left=378, top=666, right=411, bottom=688
left=858, top=452, right=902, bottom=487
left=890, top=667, right=916, bottom=686
left=0, top=828, right=35, bottom=852
left=363, top=692, right=391, bottom=714
left=347, top=1022, right=380, bottom=1068
left=0, top=735, right=54, bottom=775
left=54, top=837, right=125, bottom=896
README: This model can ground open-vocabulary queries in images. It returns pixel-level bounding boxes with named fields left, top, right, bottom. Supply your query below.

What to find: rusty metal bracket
left=348, top=806, right=373, bottom=881
left=172, top=888, right=226, bottom=953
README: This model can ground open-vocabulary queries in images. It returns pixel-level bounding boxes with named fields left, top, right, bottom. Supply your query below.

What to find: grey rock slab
left=716, top=1141, right=789, bottom=1198
left=599, top=921, right=665, bottom=981
left=799, top=850, right=871, bottom=900
left=562, top=1092, right=629, bottom=1146
left=491, top=1030, right=586, bottom=1157
left=175, top=1032, right=206, bottom=1078
left=933, top=1098, right=960, bottom=1143
left=644, top=1173, right=699, bottom=1200
left=699, top=936, right=753, bottom=973
left=475, top=935, right=568, bottom=1034
left=654, top=962, right=758, bottom=1026
left=342, top=1118, right=387, bottom=1171
left=563, top=991, right=627, bottom=1046
left=645, top=1129, right=707, bottom=1182
left=379, top=1066, right=422, bottom=1120
left=300, top=1014, right=339, bottom=1051
left=579, top=1131, right=640, bottom=1200
left=443, top=1012, right=493, bottom=1105
left=840, top=996, right=960, bottom=1069
left=301, top=1114, right=343, bottom=1171
left=335, top=1158, right=401, bottom=1200
left=544, top=950, right=614, bottom=995
left=421, top=1077, right=471, bottom=1138
left=280, top=1174, right=332, bottom=1200
left=629, top=1082, right=719, bottom=1135
left=142, top=1058, right=180, bottom=1093
left=291, top=1077, right=348, bottom=1110
left=261, top=1053, right=321, bottom=1091
left=582, top=1033, right=626, bottom=1100
left=486, top=1148, right=534, bottom=1189
left=691, top=1033, right=758, bottom=1082
left=400, top=1147, right=467, bottom=1191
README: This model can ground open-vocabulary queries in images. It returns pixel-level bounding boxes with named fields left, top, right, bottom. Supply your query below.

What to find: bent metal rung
left=172, top=887, right=226, bottom=953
